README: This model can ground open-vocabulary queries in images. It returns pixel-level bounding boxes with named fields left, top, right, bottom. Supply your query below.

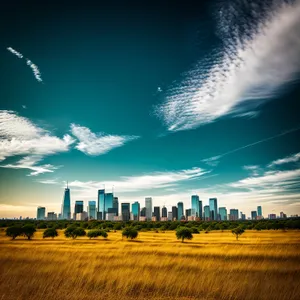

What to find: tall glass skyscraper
left=62, top=186, right=71, bottom=220
left=153, top=206, right=160, bottom=221
left=105, top=192, right=114, bottom=219
left=204, top=205, right=210, bottom=220
left=113, top=197, right=119, bottom=216
left=219, top=207, right=227, bottom=220
left=172, top=206, right=178, bottom=220
left=122, top=203, right=130, bottom=221
left=145, top=197, right=153, bottom=220
left=199, top=200, right=203, bottom=219
left=98, top=189, right=105, bottom=220
left=177, top=202, right=184, bottom=220
left=132, top=201, right=140, bottom=221
left=257, top=206, right=262, bottom=217
left=37, top=207, right=46, bottom=220
left=88, top=201, right=97, bottom=219
left=191, top=195, right=200, bottom=217
left=229, top=209, right=239, bottom=220
left=209, top=198, right=218, bottom=220
left=162, top=206, right=167, bottom=218
left=74, top=201, right=84, bottom=214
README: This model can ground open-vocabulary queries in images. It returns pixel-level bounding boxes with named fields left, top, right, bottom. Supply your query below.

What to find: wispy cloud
left=243, top=165, right=260, bottom=176
left=70, top=124, right=139, bottom=156
left=7, top=47, right=43, bottom=82
left=36, top=178, right=59, bottom=184
left=156, top=0, right=300, bottom=131
left=0, top=110, right=74, bottom=175
left=268, top=152, right=300, bottom=168
left=202, top=126, right=300, bottom=165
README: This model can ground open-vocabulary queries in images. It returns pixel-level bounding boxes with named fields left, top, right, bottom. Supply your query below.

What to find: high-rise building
left=191, top=195, right=200, bottom=217
left=268, top=214, right=276, bottom=219
left=177, top=202, right=184, bottom=220
left=98, top=189, right=105, bottom=220
left=145, top=197, right=153, bottom=221
left=37, top=207, right=46, bottom=220
left=121, top=203, right=130, bottom=221
left=105, top=192, right=114, bottom=220
left=132, top=202, right=140, bottom=221
left=153, top=206, right=161, bottom=221
left=204, top=205, right=210, bottom=221
left=74, top=201, right=84, bottom=214
left=257, top=206, right=262, bottom=217
left=172, top=206, right=178, bottom=221
left=162, top=206, right=167, bottom=218
left=140, top=207, right=146, bottom=217
left=62, top=185, right=71, bottom=220
left=88, top=201, right=97, bottom=219
left=47, top=212, right=57, bottom=220
left=113, top=197, right=119, bottom=216
left=107, top=208, right=117, bottom=221
left=280, top=212, right=287, bottom=218
left=219, top=207, right=227, bottom=221
left=229, top=209, right=239, bottom=220
left=185, top=209, right=192, bottom=218
left=168, top=211, right=173, bottom=221
left=251, top=211, right=257, bottom=220
left=241, top=213, right=246, bottom=220
left=76, top=211, right=88, bottom=221
left=199, top=200, right=203, bottom=220
left=209, top=198, right=218, bottom=220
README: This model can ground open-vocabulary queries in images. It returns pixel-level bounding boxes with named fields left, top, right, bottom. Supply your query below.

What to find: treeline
left=1, top=218, right=300, bottom=231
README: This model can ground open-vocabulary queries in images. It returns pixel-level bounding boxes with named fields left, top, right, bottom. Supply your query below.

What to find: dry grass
left=0, top=229, right=300, bottom=300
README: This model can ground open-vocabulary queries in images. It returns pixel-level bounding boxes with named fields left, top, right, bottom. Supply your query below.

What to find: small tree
left=43, top=228, right=58, bottom=239
left=6, top=226, right=22, bottom=240
left=87, top=229, right=108, bottom=239
left=64, top=226, right=86, bottom=239
left=122, top=227, right=138, bottom=240
left=22, top=224, right=36, bottom=240
left=232, top=227, right=245, bottom=240
left=114, top=223, right=123, bottom=231
left=176, top=227, right=193, bottom=243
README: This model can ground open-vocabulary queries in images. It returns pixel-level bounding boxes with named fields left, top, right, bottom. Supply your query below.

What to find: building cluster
left=35, top=185, right=291, bottom=221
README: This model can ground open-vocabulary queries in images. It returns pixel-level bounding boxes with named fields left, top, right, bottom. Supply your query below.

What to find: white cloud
left=1, top=155, right=61, bottom=176
left=26, top=59, right=43, bottom=82
left=70, top=123, right=139, bottom=156
left=7, top=47, right=23, bottom=59
left=36, top=178, right=59, bottom=184
left=243, top=165, right=260, bottom=176
left=268, top=152, right=300, bottom=167
left=156, top=0, right=300, bottom=131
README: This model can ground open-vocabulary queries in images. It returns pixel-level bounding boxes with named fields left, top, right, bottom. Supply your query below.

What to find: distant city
left=4, top=184, right=298, bottom=221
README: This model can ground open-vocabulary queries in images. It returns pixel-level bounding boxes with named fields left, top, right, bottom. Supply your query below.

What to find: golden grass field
left=0, top=229, right=300, bottom=300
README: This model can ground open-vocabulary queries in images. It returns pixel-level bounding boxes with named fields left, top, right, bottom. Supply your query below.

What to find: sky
left=0, top=0, right=300, bottom=218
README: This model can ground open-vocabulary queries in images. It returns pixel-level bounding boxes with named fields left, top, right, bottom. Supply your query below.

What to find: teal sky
left=0, top=0, right=300, bottom=218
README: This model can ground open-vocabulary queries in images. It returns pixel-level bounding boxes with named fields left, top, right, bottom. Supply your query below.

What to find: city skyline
left=1, top=0, right=300, bottom=218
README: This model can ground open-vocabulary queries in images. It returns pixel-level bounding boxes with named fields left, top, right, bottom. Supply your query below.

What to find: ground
left=0, top=229, right=299, bottom=300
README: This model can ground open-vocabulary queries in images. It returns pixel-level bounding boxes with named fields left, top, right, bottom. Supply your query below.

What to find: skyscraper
left=132, top=201, right=140, bottom=221
left=121, top=203, right=130, bottom=221
left=154, top=206, right=161, bottom=221
left=37, top=207, right=45, bottom=220
left=113, top=197, right=119, bottom=216
left=98, top=189, right=105, bottom=220
left=74, top=201, right=84, bottom=214
left=177, top=202, right=184, bottom=220
left=219, top=207, right=227, bottom=221
left=104, top=192, right=114, bottom=220
left=209, top=198, right=218, bottom=220
left=162, top=206, right=167, bottom=218
left=88, top=201, right=97, bottom=219
left=251, top=211, right=257, bottom=220
left=172, top=206, right=178, bottom=221
left=191, top=195, right=200, bottom=217
left=140, top=207, right=146, bottom=217
left=229, top=209, right=239, bottom=220
left=62, top=185, right=71, bottom=220
left=199, top=200, right=203, bottom=219
left=145, top=197, right=153, bottom=221
left=257, top=206, right=262, bottom=217
left=204, top=205, right=210, bottom=221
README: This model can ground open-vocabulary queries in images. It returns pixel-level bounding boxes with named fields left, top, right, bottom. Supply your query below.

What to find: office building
left=153, top=206, right=161, bottom=221
left=121, top=203, right=130, bottom=221
left=185, top=209, right=192, bottom=218
left=257, top=206, right=262, bottom=217
left=177, top=202, right=184, bottom=220
left=241, top=213, right=246, bottom=220
left=204, top=205, right=210, bottom=221
left=47, top=212, right=57, bottom=221
left=75, top=201, right=84, bottom=214
left=62, top=185, right=71, bottom=220
left=113, top=197, right=119, bottom=216
left=168, top=211, right=173, bottom=221
left=107, top=208, right=117, bottom=221
left=172, top=206, right=178, bottom=221
left=37, top=207, right=46, bottom=220
left=199, top=200, right=203, bottom=220
left=209, top=198, right=218, bottom=220
left=191, top=195, right=200, bottom=217
left=280, top=212, right=287, bottom=218
left=98, top=189, right=105, bottom=220
left=229, top=209, right=239, bottom=221
left=140, top=207, right=146, bottom=217
left=104, top=192, right=114, bottom=219
left=76, top=211, right=88, bottom=221
left=251, top=211, right=257, bottom=220
left=268, top=214, right=276, bottom=219
left=132, top=201, right=140, bottom=221
left=219, top=207, right=227, bottom=221
left=88, top=201, right=97, bottom=219
left=162, top=206, right=167, bottom=218
left=145, top=197, right=153, bottom=221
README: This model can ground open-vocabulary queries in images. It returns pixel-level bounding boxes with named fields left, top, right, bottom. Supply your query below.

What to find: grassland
left=0, top=229, right=300, bottom=300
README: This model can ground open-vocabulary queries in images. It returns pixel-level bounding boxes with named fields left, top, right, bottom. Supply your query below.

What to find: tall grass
left=0, top=229, right=299, bottom=300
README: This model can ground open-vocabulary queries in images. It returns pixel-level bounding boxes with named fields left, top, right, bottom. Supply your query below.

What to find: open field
left=0, top=229, right=300, bottom=300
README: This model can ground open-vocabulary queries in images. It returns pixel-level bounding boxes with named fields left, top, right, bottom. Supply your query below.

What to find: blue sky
left=0, top=0, right=300, bottom=218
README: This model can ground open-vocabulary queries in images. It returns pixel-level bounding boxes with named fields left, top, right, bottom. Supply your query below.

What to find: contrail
left=7, top=46, right=43, bottom=83
left=202, top=126, right=300, bottom=164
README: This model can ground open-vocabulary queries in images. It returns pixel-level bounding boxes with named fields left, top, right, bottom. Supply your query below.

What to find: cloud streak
left=70, top=124, right=139, bottom=156
left=156, top=0, right=300, bottom=131
left=268, top=152, right=300, bottom=168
